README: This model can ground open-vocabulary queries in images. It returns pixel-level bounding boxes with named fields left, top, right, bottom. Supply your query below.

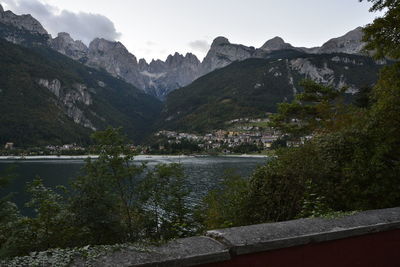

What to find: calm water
left=0, top=156, right=268, bottom=215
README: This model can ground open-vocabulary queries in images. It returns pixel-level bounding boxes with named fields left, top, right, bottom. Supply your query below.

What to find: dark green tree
left=269, top=80, right=345, bottom=139
left=361, top=0, right=400, bottom=59
left=0, top=167, right=23, bottom=258
left=70, top=127, right=145, bottom=244
left=200, top=170, right=249, bottom=229
left=1, top=178, right=73, bottom=258
left=139, top=163, right=193, bottom=240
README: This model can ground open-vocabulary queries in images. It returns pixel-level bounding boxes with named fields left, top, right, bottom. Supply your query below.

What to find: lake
left=0, top=155, right=268, bottom=215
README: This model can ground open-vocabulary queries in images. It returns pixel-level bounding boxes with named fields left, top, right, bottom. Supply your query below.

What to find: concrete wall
left=78, top=207, right=400, bottom=266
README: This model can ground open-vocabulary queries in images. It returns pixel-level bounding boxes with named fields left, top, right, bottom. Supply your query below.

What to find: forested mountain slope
left=159, top=50, right=384, bottom=133
left=0, top=39, right=162, bottom=146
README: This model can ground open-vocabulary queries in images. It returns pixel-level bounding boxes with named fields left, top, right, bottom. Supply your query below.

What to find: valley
left=0, top=3, right=387, bottom=150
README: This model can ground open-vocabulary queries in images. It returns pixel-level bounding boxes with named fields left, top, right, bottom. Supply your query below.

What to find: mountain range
left=0, top=4, right=162, bottom=146
left=0, top=4, right=366, bottom=99
left=0, top=4, right=385, bottom=145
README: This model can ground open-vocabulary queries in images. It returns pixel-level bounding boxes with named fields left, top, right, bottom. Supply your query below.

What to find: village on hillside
left=152, top=118, right=285, bottom=154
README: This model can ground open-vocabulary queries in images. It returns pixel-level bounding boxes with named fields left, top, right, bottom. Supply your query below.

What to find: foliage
left=230, top=143, right=260, bottom=154
left=361, top=0, right=400, bottom=59
left=139, top=163, right=193, bottom=240
left=362, top=0, right=400, bottom=10
left=1, top=179, right=73, bottom=258
left=149, top=138, right=202, bottom=154
left=269, top=79, right=346, bottom=139
left=0, top=128, right=194, bottom=260
left=199, top=170, right=249, bottom=229
left=0, top=167, right=22, bottom=258
left=244, top=145, right=323, bottom=223
left=0, top=243, right=151, bottom=267
left=298, top=179, right=335, bottom=218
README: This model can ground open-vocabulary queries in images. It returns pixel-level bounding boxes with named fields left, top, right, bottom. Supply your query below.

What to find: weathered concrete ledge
left=206, top=207, right=400, bottom=256
left=73, top=207, right=400, bottom=266
left=73, top=236, right=230, bottom=267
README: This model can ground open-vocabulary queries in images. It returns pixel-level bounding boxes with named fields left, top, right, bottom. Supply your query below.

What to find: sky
left=1, top=0, right=382, bottom=62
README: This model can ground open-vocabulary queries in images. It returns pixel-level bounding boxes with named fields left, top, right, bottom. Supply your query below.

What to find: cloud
left=188, top=40, right=210, bottom=53
left=146, top=41, right=156, bottom=46
left=2, top=0, right=121, bottom=44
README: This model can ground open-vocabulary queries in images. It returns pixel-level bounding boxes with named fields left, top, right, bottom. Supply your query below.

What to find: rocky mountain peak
left=0, top=4, right=4, bottom=13
left=86, top=38, right=144, bottom=89
left=51, top=32, right=88, bottom=60
left=138, top=58, right=148, bottom=71
left=0, top=7, right=48, bottom=36
left=163, top=52, right=200, bottom=69
left=318, top=27, right=365, bottom=54
left=260, top=36, right=293, bottom=51
left=90, top=38, right=117, bottom=52
left=88, top=38, right=138, bottom=64
left=56, top=32, right=74, bottom=41
left=185, top=53, right=201, bottom=64
left=166, top=52, right=184, bottom=64
left=200, top=36, right=256, bottom=75
left=211, top=36, right=230, bottom=46
left=139, top=58, right=147, bottom=65
left=342, top=27, right=364, bottom=40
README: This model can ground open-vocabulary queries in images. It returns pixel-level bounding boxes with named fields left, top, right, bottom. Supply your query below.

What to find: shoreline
left=0, top=154, right=269, bottom=161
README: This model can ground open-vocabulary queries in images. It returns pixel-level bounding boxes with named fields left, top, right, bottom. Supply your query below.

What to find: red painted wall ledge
left=72, top=207, right=400, bottom=266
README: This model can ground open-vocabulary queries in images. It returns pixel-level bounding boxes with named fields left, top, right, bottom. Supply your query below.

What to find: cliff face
left=199, top=37, right=256, bottom=75
left=138, top=53, right=201, bottom=98
left=50, top=32, right=89, bottom=61
left=48, top=34, right=202, bottom=98
left=0, top=6, right=47, bottom=35
left=0, top=4, right=50, bottom=45
left=38, top=79, right=95, bottom=130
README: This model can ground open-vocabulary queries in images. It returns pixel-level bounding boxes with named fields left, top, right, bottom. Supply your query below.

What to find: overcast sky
left=1, top=0, right=381, bottom=62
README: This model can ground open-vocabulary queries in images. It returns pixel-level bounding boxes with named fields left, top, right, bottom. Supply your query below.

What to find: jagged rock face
left=0, top=6, right=48, bottom=35
left=38, top=78, right=61, bottom=97
left=200, top=36, right=256, bottom=75
left=165, top=53, right=201, bottom=88
left=0, top=5, right=49, bottom=45
left=288, top=55, right=370, bottom=93
left=317, top=27, right=365, bottom=54
left=51, top=32, right=88, bottom=60
left=86, top=38, right=146, bottom=89
left=140, top=52, right=201, bottom=98
left=47, top=24, right=366, bottom=99
left=147, top=59, right=166, bottom=73
left=38, top=78, right=95, bottom=130
left=138, top=58, right=149, bottom=72
left=83, top=39, right=202, bottom=98
left=290, top=58, right=335, bottom=84
left=50, top=36, right=201, bottom=98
